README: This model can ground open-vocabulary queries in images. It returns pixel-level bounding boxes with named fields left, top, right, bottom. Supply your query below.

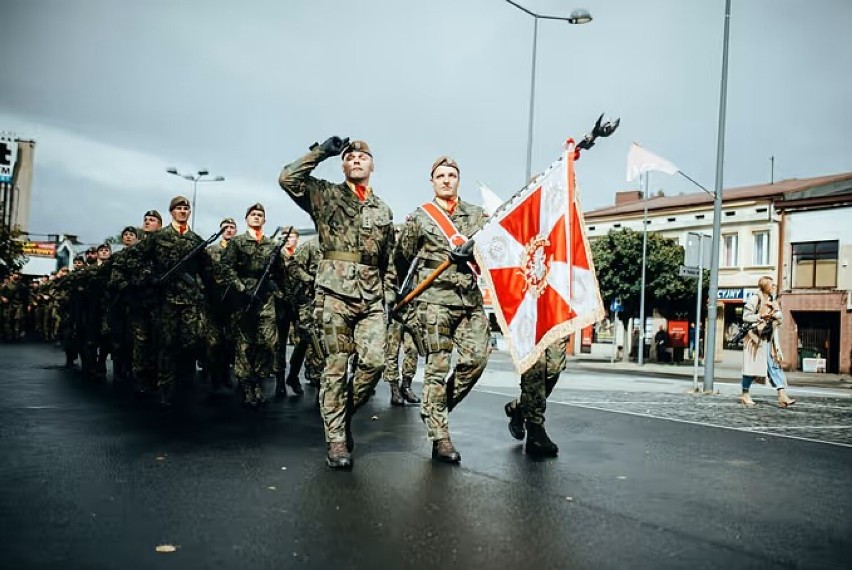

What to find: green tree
left=0, top=225, right=25, bottom=280
left=590, top=228, right=709, bottom=325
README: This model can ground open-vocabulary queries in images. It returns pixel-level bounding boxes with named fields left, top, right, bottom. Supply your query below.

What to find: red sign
left=667, top=320, right=689, bottom=349
left=581, top=325, right=593, bottom=347
left=22, top=241, right=57, bottom=258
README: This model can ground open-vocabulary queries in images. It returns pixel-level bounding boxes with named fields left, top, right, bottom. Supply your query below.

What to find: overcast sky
left=2, top=0, right=850, bottom=244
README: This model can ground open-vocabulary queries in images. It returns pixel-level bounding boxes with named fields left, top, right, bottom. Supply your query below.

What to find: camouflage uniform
left=81, top=260, right=113, bottom=379
left=384, top=321, right=419, bottom=383
left=279, top=146, right=395, bottom=445
left=110, top=235, right=158, bottom=393
left=220, top=231, right=283, bottom=405
left=518, top=337, right=568, bottom=425
left=289, top=237, right=323, bottom=388
left=273, top=245, right=303, bottom=396
left=205, top=239, right=233, bottom=390
left=1, top=277, right=28, bottom=342
left=136, top=224, right=217, bottom=403
left=395, top=198, right=491, bottom=443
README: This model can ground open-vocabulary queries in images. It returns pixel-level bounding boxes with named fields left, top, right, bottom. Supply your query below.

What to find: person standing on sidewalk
left=739, top=276, right=796, bottom=408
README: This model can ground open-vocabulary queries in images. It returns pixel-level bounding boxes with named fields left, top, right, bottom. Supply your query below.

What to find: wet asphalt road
left=1, top=343, right=850, bottom=570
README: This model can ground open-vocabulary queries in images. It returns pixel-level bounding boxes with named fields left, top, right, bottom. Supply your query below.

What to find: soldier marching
left=2, top=136, right=579, bottom=472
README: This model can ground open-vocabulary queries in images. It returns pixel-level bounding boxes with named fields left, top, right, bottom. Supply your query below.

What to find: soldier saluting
left=279, top=137, right=395, bottom=470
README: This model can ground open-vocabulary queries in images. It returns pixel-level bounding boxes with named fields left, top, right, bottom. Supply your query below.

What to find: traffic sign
left=610, top=298, right=623, bottom=313
left=679, top=265, right=700, bottom=278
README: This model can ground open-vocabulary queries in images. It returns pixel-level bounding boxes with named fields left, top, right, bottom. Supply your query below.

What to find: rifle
left=244, top=226, right=294, bottom=309
left=157, top=228, right=225, bottom=284
left=391, top=241, right=474, bottom=315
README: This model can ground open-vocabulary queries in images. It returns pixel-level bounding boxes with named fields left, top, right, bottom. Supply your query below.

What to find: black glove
left=448, top=241, right=475, bottom=265
left=312, top=136, right=350, bottom=159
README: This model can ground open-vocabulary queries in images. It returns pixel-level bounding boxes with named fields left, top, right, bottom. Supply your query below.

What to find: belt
left=323, top=251, right=379, bottom=267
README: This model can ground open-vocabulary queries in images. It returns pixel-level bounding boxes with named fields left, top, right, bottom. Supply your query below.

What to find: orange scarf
left=252, top=229, right=263, bottom=242
left=436, top=197, right=458, bottom=215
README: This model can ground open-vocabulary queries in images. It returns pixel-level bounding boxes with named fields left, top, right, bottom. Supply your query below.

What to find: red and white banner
left=473, top=142, right=604, bottom=373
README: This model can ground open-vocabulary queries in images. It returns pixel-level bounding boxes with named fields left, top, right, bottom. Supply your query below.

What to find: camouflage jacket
left=395, top=198, right=487, bottom=308
left=136, top=225, right=216, bottom=305
left=207, top=240, right=229, bottom=264
left=279, top=148, right=395, bottom=304
left=289, top=237, right=321, bottom=303
left=220, top=232, right=284, bottom=301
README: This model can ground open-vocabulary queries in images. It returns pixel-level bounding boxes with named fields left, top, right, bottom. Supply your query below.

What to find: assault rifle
left=244, top=226, right=294, bottom=309
left=157, top=228, right=225, bottom=285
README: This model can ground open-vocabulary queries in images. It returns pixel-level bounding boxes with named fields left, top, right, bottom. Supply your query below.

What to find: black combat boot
left=326, top=442, right=352, bottom=470
left=286, top=376, right=304, bottom=396
left=432, top=438, right=461, bottom=464
left=525, top=423, right=558, bottom=457
left=275, top=372, right=288, bottom=399
left=389, top=381, right=405, bottom=406
left=400, top=378, right=421, bottom=404
left=504, top=401, right=525, bottom=441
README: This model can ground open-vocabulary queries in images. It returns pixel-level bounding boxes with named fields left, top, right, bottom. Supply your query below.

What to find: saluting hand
left=315, top=136, right=350, bottom=158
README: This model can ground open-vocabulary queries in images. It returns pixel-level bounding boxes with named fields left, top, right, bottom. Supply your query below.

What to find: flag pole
left=638, top=171, right=649, bottom=366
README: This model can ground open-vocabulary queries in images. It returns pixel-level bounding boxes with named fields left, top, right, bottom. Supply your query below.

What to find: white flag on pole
left=478, top=181, right=504, bottom=216
left=626, top=143, right=679, bottom=182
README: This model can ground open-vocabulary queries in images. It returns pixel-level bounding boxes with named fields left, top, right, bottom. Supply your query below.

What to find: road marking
left=748, top=425, right=852, bottom=431
left=474, top=388, right=852, bottom=449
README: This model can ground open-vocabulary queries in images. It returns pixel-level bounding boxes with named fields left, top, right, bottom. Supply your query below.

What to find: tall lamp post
left=704, top=0, right=733, bottom=393
left=504, top=0, right=592, bottom=185
left=165, top=168, right=225, bottom=230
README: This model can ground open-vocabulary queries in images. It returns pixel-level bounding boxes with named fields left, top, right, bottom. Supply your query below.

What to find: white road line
left=747, top=425, right=852, bottom=431
left=474, top=388, right=852, bottom=449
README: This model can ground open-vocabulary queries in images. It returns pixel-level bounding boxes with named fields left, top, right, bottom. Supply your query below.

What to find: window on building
left=791, top=241, right=838, bottom=288
left=753, top=231, right=770, bottom=266
left=721, top=234, right=738, bottom=267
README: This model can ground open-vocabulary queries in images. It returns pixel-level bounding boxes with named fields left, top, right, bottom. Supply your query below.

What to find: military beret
left=431, top=156, right=460, bottom=177
left=121, top=226, right=138, bottom=236
left=342, top=140, right=372, bottom=159
left=97, top=243, right=112, bottom=251
left=144, top=209, right=162, bottom=222
left=169, top=196, right=191, bottom=211
left=220, top=217, right=237, bottom=227
left=245, top=203, right=265, bottom=218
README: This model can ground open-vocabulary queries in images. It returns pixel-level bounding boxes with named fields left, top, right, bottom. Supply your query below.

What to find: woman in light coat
left=740, top=276, right=796, bottom=407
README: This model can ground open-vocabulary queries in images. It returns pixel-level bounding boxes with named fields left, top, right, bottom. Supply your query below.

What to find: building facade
left=583, top=172, right=852, bottom=372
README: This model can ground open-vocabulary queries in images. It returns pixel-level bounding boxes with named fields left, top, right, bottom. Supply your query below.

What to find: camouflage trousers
left=515, top=337, right=568, bottom=426
left=2, top=304, right=24, bottom=341
left=129, top=309, right=157, bottom=392
left=234, top=297, right=278, bottom=383
left=203, top=305, right=233, bottom=388
left=293, top=301, right=323, bottom=384
left=383, top=320, right=418, bottom=382
left=417, top=302, right=491, bottom=441
left=318, top=293, right=387, bottom=444
left=155, top=302, right=204, bottom=392
left=274, top=301, right=297, bottom=377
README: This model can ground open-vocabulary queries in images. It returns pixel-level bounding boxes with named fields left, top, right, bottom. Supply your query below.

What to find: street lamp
left=505, top=1, right=592, bottom=185
left=165, top=168, right=225, bottom=229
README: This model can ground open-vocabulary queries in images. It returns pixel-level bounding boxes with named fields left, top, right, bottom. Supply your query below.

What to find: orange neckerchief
left=171, top=221, right=188, bottom=235
left=346, top=181, right=371, bottom=202
left=435, top=196, right=458, bottom=215
left=250, top=229, right=263, bottom=242
left=284, top=246, right=296, bottom=257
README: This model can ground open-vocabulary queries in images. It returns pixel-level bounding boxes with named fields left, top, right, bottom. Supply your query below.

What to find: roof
left=584, top=172, right=852, bottom=219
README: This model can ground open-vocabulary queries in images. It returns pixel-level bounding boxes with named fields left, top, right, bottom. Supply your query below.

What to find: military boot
left=286, top=376, right=304, bottom=396
left=274, top=372, right=288, bottom=399
left=389, top=381, right=404, bottom=406
left=326, top=442, right=352, bottom=470
left=525, top=423, right=558, bottom=457
left=400, top=378, right=421, bottom=404
left=432, top=438, right=461, bottom=464
left=504, top=401, right=525, bottom=441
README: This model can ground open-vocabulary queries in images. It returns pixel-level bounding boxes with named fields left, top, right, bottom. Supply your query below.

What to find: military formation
left=1, top=136, right=572, bottom=471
